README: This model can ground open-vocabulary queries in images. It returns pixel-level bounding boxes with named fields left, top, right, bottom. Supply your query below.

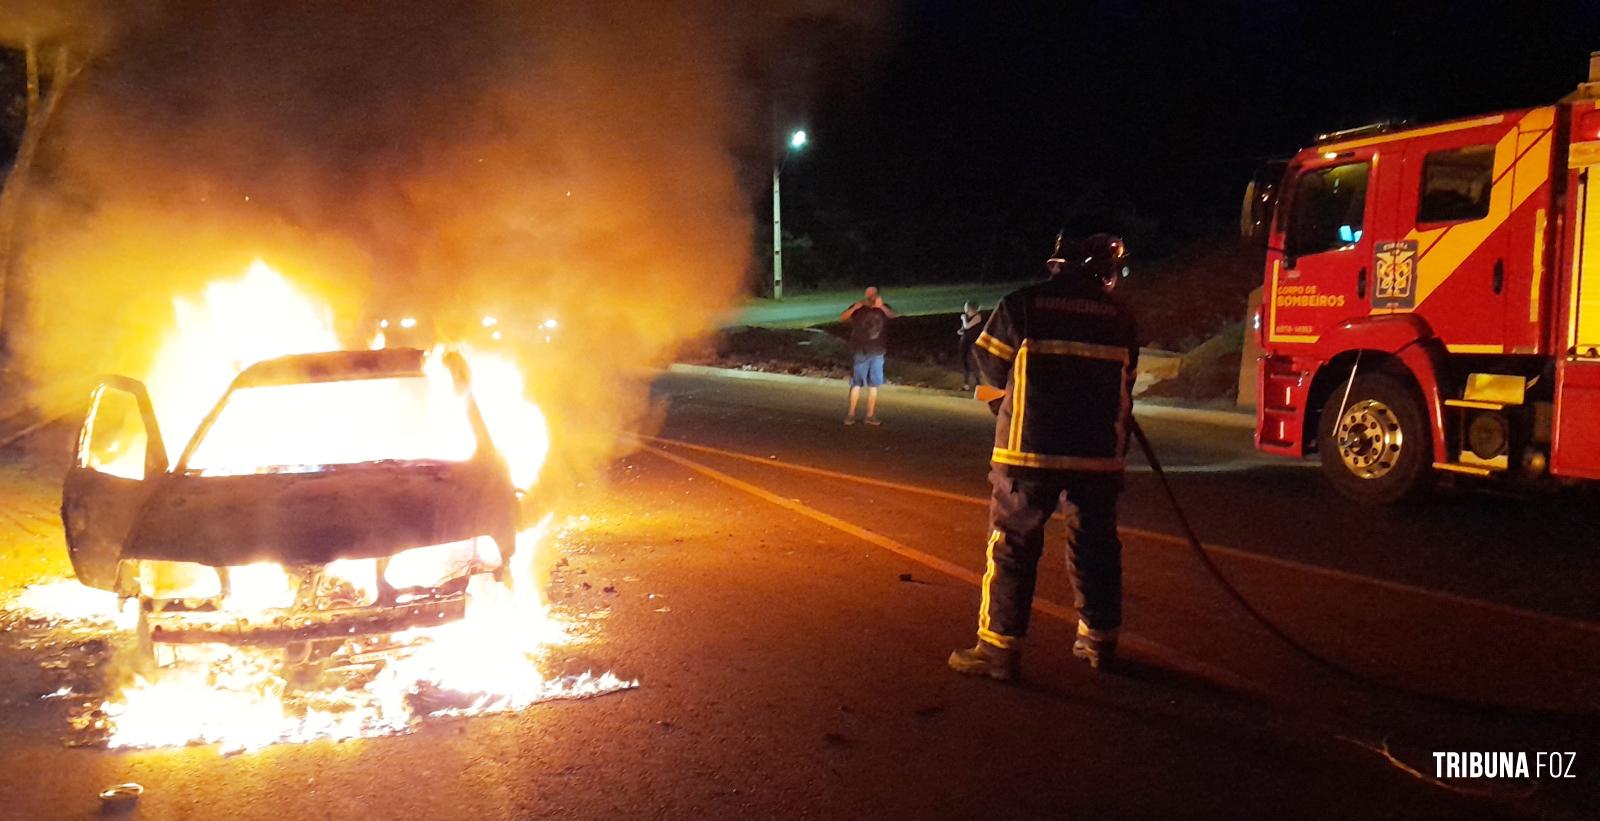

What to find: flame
left=66, top=261, right=628, bottom=751
left=92, top=260, right=551, bottom=488
left=148, top=259, right=343, bottom=458
left=457, top=346, right=550, bottom=490
left=100, top=521, right=633, bottom=754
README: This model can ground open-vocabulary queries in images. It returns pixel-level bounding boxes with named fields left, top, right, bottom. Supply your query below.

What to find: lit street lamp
left=773, top=129, right=807, bottom=300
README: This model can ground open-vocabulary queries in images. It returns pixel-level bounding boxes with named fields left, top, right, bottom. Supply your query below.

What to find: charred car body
left=61, top=348, right=519, bottom=667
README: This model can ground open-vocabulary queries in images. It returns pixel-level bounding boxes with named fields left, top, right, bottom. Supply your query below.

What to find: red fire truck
left=1243, top=53, right=1600, bottom=503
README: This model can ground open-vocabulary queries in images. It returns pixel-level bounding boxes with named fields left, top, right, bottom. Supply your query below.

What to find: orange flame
left=66, top=261, right=627, bottom=751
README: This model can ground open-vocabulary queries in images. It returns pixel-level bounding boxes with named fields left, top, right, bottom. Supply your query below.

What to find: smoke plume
left=6, top=0, right=882, bottom=490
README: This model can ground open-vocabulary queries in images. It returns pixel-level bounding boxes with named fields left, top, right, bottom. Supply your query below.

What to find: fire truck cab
left=1246, top=52, right=1600, bottom=503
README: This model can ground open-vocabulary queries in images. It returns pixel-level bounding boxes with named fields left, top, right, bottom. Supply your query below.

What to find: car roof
left=230, top=347, right=432, bottom=388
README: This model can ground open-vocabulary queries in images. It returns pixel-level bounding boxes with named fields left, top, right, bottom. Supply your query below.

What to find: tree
left=0, top=1, right=107, bottom=357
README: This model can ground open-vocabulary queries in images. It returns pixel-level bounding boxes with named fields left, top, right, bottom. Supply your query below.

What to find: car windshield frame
left=174, top=348, right=493, bottom=476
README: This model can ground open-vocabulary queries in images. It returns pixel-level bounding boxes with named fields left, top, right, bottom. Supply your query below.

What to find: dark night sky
left=3, top=3, right=1597, bottom=291
left=777, top=0, right=1600, bottom=284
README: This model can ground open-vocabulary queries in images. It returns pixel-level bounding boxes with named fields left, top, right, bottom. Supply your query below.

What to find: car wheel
left=1317, top=373, right=1434, bottom=505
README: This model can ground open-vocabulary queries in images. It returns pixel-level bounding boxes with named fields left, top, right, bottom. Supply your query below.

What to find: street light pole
left=772, top=129, right=806, bottom=301
left=772, top=160, right=783, bottom=301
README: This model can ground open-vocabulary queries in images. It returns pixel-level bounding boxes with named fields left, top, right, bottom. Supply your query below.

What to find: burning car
left=61, top=347, right=521, bottom=675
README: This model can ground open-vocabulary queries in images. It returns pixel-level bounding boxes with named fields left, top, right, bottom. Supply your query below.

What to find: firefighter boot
left=1072, top=621, right=1118, bottom=670
left=948, top=639, right=1020, bottom=681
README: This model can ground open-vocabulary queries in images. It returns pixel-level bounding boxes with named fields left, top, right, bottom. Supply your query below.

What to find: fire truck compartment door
left=61, top=376, right=170, bottom=591
left=1554, top=169, right=1600, bottom=478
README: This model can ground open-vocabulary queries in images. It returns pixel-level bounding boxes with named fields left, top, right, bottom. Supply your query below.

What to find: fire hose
left=1128, top=415, right=1581, bottom=719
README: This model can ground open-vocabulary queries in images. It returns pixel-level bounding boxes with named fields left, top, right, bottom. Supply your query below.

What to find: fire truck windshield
left=1287, top=162, right=1369, bottom=257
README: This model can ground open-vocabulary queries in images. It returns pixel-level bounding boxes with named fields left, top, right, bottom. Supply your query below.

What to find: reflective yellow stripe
left=977, top=530, right=1017, bottom=648
left=1530, top=207, right=1546, bottom=324
left=1115, top=361, right=1131, bottom=460
left=975, top=331, right=1015, bottom=361
left=1028, top=339, right=1130, bottom=363
left=991, top=447, right=1125, bottom=472
left=977, top=628, right=1017, bottom=649
left=1007, top=343, right=1028, bottom=451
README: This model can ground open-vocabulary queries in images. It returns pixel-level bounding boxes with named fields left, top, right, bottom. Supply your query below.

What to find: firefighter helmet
left=1078, top=233, right=1129, bottom=285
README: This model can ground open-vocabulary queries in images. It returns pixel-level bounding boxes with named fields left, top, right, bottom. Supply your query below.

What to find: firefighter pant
left=977, top=467, right=1123, bottom=649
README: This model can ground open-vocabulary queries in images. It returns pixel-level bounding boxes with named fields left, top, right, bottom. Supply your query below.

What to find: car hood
left=124, top=459, right=517, bottom=566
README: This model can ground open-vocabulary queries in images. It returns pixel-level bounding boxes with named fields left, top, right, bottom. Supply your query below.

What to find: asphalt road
left=0, top=370, right=1596, bottom=818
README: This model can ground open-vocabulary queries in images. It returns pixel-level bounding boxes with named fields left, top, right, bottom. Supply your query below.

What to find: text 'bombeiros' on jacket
left=973, top=276, right=1139, bottom=475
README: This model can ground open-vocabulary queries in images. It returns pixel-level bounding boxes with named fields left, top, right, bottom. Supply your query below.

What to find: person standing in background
left=957, top=301, right=984, bottom=391
left=841, top=286, right=896, bottom=426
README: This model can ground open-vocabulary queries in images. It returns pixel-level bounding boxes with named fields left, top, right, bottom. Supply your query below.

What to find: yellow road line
left=647, top=444, right=1263, bottom=692
left=644, top=436, right=1600, bottom=638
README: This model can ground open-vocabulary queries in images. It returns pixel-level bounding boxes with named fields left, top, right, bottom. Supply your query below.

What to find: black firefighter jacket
left=974, top=274, right=1139, bottom=476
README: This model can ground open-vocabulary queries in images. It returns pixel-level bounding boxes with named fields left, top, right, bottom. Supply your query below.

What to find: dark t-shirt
left=850, top=305, right=890, bottom=355
left=958, top=311, right=983, bottom=344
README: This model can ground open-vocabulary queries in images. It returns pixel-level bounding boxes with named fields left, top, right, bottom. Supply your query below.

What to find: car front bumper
left=145, top=593, right=468, bottom=646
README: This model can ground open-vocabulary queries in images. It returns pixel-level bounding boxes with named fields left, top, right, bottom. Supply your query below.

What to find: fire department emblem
left=1372, top=240, right=1418, bottom=309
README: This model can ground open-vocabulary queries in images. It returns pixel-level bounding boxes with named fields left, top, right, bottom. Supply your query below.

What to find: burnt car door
left=61, top=376, right=169, bottom=590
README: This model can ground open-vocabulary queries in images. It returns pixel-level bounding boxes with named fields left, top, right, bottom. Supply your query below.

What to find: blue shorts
left=851, top=352, right=885, bottom=387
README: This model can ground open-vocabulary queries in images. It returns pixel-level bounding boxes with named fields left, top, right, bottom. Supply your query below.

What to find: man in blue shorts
left=840, top=286, right=895, bottom=425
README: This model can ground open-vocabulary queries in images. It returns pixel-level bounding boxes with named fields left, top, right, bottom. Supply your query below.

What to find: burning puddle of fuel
left=0, top=517, right=636, bottom=755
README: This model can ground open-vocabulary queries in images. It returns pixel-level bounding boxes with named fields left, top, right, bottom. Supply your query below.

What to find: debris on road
left=98, top=783, right=143, bottom=804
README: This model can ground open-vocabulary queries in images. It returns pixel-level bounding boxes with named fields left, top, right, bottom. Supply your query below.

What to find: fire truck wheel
left=1317, top=373, right=1434, bottom=504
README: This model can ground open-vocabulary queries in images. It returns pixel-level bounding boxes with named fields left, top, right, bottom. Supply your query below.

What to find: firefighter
left=948, top=232, right=1137, bottom=680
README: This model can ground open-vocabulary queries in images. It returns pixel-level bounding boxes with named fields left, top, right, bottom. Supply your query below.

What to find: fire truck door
left=1387, top=121, right=1523, bottom=353
left=1553, top=167, right=1600, bottom=479
left=1268, top=151, right=1379, bottom=344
